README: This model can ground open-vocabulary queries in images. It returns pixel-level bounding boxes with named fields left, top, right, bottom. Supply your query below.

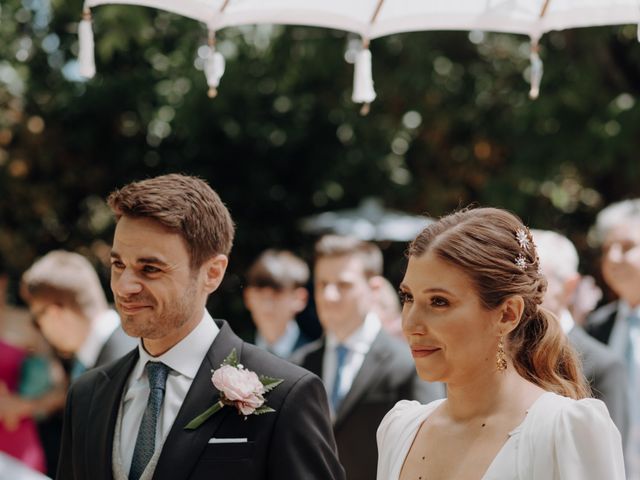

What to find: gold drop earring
left=496, top=335, right=507, bottom=371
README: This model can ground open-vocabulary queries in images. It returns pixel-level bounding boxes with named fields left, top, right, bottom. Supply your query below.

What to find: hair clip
left=515, top=254, right=527, bottom=271
left=515, top=229, right=530, bottom=251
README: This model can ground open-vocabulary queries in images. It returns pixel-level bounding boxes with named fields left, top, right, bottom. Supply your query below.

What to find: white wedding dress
left=376, top=392, right=625, bottom=480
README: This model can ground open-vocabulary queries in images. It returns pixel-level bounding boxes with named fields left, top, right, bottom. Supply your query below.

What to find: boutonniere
left=185, top=349, right=283, bottom=430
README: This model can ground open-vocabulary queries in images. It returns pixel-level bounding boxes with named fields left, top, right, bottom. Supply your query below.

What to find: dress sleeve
left=552, top=398, right=626, bottom=479
left=376, top=400, right=422, bottom=480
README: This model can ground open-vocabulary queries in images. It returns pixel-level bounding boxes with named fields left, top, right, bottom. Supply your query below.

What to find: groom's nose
left=111, top=268, right=144, bottom=297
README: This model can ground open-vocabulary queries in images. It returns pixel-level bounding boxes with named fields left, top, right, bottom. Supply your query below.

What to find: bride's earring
left=496, top=335, right=507, bottom=371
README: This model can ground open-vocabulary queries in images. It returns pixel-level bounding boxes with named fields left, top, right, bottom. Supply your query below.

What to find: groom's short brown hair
left=107, top=173, right=235, bottom=268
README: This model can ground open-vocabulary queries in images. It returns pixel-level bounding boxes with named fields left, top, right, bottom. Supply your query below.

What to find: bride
left=377, top=207, right=625, bottom=480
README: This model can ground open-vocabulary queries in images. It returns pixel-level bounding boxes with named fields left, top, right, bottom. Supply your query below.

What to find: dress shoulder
left=519, top=393, right=625, bottom=479
left=376, top=399, right=444, bottom=480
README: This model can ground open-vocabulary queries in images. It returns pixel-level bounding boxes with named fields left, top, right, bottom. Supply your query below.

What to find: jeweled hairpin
left=515, top=254, right=527, bottom=271
left=516, top=229, right=530, bottom=250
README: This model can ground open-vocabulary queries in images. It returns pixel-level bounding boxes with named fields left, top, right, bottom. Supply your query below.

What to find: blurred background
left=0, top=0, right=639, bottom=334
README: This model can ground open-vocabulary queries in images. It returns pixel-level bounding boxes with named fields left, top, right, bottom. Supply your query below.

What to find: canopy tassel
left=529, top=38, right=543, bottom=100
left=352, top=39, right=376, bottom=115
left=78, top=8, right=96, bottom=78
left=204, top=30, right=225, bottom=98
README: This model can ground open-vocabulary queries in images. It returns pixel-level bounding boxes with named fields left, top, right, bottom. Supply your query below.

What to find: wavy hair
left=407, top=207, right=589, bottom=399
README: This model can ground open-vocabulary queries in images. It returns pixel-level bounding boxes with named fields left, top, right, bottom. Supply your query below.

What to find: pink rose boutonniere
left=185, top=349, right=283, bottom=430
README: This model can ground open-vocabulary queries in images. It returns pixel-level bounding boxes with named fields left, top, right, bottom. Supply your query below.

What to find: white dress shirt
left=255, top=320, right=300, bottom=358
left=118, top=310, right=219, bottom=474
left=323, top=312, right=381, bottom=415
left=76, top=309, right=120, bottom=368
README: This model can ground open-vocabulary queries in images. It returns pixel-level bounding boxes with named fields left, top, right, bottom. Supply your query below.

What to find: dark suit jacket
left=585, top=301, right=620, bottom=346
left=56, top=320, right=344, bottom=480
left=568, top=325, right=629, bottom=444
left=292, top=330, right=444, bottom=480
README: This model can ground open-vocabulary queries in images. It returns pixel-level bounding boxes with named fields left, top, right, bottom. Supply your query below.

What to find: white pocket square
left=208, top=437, right=248, bottom=444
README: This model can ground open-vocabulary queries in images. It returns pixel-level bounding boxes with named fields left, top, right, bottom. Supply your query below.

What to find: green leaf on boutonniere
left=223, top=348, right=239, bottom=368
left=260, top=376, right=284, bottom=393
left=253, top=405, right=276, bottom=415
left=184, top=400, right=224, bottom=430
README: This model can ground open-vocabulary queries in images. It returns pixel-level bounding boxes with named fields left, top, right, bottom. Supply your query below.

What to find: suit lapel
left=87, top=349, right=138, bottom=480
left=335, top=332, right=389, bottom=427
left=153, top=321, right=243, bottom=480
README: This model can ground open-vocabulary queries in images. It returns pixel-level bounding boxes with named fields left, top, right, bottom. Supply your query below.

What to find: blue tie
left=70, top=359, right=86, bottom=381
left=129, top=362, right=170, bottom=480
left=330, top=344, right=349, bottom=412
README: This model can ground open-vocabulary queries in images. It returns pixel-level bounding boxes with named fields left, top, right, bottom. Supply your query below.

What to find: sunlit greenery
left=1, top=0, right=639, bottom=326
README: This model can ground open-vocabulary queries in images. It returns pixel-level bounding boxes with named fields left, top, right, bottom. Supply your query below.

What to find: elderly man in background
left=533, top=229, right=629, bottom=443
left=584, top=199, right=640, bottom=478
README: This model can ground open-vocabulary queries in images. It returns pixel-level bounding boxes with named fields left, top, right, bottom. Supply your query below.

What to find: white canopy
left=77, top=0, right=640, bottom=102
left=83, top=0, right=639, bottom=39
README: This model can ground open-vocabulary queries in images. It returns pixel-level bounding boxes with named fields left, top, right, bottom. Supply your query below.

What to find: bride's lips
left=410, top=345, right=441, bottom=358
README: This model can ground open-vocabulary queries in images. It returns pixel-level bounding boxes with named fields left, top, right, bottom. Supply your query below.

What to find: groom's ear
left=201, top=254, right=228, bottom=294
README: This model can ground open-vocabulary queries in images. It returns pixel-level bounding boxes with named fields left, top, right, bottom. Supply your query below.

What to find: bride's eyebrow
left=421, top=288, right=452, bottom=295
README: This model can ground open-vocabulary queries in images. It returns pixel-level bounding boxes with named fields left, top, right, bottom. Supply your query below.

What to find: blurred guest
left=0, top=261, right=47, bottom=473
left=570, top=275, right=603, bottom=326
left=22, top=250, right=136, bottom=376
left=16, top=250, right=135, bottom=475
left=373, top=276, right=403, bottom=339
left=243, top=249, right=311, bottom=358
left=533, top=229, right=629, bottom=442
left=292, top=235, right=444, bottom=480
left=585, top=199, right=640, bottom=478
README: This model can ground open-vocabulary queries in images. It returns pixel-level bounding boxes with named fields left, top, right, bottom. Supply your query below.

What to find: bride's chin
left=415, top=368, right=442, bottom=384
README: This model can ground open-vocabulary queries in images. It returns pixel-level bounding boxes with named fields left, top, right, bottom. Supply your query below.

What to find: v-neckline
left=398, top=392, right=553, bottom=480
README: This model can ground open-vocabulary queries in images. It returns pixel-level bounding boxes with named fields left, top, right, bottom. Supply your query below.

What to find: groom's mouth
left=118, top=303, right=152, bottom=314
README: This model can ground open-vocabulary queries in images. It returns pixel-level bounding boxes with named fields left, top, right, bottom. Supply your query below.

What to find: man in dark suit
left=56, top=174, right=344, bottom=480
left=582, top=199, right=640, bottom=478
left=243, top=249, right=312, bottom=358
left=533, top=230, right=629, bottom=440
left=292, top=235, right=444, bottom=480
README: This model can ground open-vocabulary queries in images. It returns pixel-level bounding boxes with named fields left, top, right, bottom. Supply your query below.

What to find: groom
left=56, top=174, right=344, bottom=480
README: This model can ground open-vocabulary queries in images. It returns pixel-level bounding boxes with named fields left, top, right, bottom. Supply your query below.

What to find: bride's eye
left=398, top=290, right=413, bottom=305
left=430, top=296, right=449, bottom=307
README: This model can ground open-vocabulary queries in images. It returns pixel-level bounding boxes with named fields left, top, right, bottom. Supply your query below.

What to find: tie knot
left=335, top=344, right=349, bottom=363
left=146, top=362, right=170, bottom=391
left=628, top=312, right=640, bottom=328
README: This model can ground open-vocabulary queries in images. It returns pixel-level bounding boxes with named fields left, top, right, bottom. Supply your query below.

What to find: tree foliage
left=1, top=0, right=639, bottom=321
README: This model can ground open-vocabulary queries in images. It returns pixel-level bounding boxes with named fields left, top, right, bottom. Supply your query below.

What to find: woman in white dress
left=377, top=207, right=625, bottom=480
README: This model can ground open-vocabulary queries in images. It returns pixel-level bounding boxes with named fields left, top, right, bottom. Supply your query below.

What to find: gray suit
left=292, top=329, right=444, bottom=480
left=568, top=325, right=629, bottom=444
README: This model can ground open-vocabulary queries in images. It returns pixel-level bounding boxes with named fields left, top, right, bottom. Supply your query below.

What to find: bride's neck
left=443, top=367, right=537, bottom=422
